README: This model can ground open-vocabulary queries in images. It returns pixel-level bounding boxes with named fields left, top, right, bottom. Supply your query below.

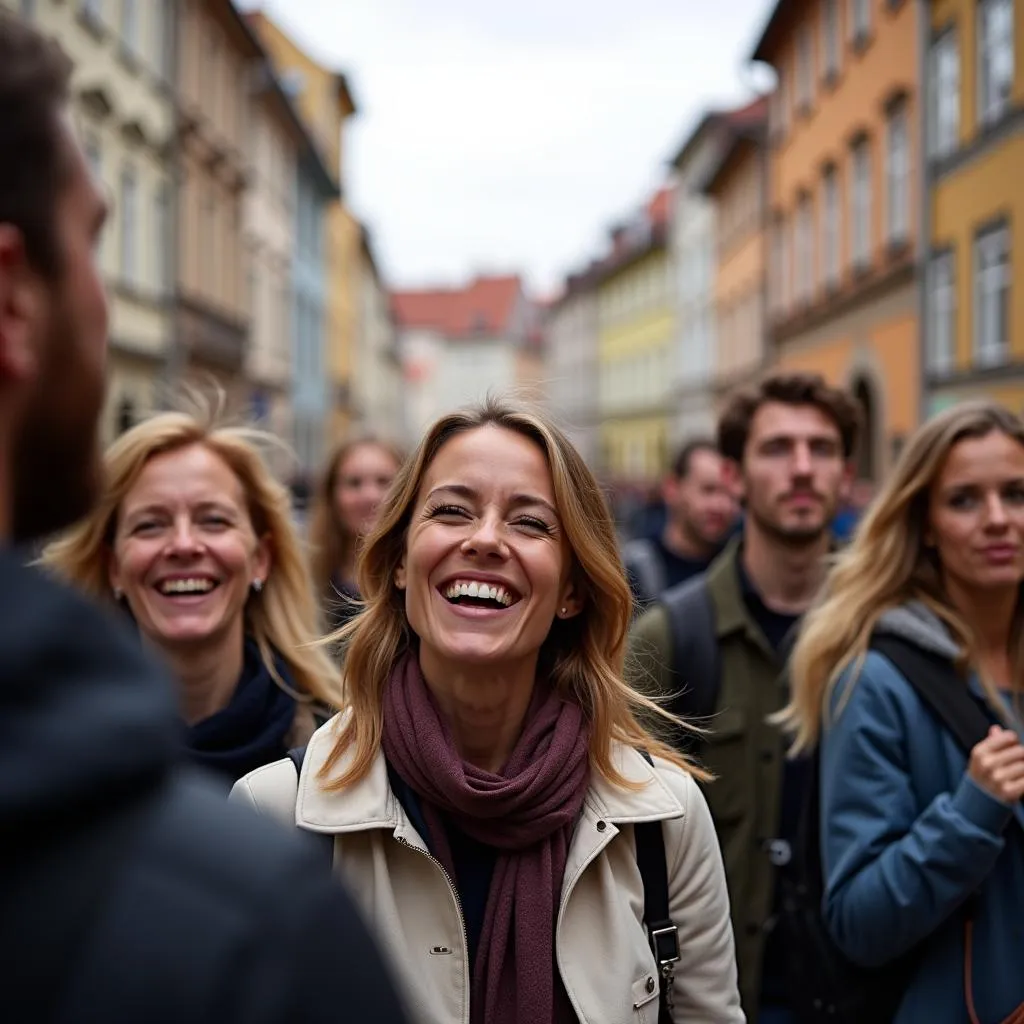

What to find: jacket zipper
left=393, top=834, right=471, bottom=1024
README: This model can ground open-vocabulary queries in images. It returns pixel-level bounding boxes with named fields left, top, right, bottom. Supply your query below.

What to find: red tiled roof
left=646, top=184, right=674, bottom=228
left=725, top=94, right=770, bottom=128
left=392, top=275, right=523, bottom=338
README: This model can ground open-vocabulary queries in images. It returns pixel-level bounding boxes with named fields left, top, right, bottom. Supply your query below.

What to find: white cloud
left=239, top=0, right=771, bottom=292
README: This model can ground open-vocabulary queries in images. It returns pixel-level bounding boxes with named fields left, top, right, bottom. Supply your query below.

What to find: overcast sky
left=238, top=0, right=773, bottom=296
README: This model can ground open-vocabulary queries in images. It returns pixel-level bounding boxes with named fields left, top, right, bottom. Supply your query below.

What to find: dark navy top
left=387, top=764, right=497, bottom=970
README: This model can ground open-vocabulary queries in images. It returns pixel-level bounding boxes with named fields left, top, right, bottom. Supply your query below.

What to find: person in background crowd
left=0, top=11, right=409, bottom=1022
left=623, top=438, right=736, bottom=607
left=627, top=481, right=668, bottom=540
left=41, top=403, right=343, bottom=786
left=830, top=477, right=875, bottom=542
left=308, top=436, right=403, bottom=632
left=628, top=372, right=861, bottom=1024
left=233, top=399, right=744, bottom=1023
left=779, top=401, right=1024, bottom=1023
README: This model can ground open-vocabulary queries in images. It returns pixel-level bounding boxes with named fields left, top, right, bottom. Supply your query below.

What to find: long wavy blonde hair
left=320, top=397, right=705, bottom=790
left=778, top=400, right=1024, bottom=755
left=40, top=396, right=342, bottom=709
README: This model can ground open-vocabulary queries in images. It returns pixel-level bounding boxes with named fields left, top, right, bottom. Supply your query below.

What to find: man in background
left=623, top=437, right=735, bottom=607
left=0, top=13, right=408, bottom=1022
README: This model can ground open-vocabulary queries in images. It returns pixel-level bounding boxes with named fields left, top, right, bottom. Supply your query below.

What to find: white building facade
left=352, top=230, right=402, bottom=442
left=544, top=270, right=601, bottom=468
left=669, top=113, right=727, bottom=446
left=12, top=0, right=178, bottom=441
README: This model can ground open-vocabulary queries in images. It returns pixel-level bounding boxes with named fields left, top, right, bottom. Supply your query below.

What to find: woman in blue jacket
left=779, top=400, right=1024, bottom=1023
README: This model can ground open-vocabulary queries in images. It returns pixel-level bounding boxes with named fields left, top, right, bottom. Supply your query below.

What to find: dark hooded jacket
left=0, top=549, right=409, bottom=1024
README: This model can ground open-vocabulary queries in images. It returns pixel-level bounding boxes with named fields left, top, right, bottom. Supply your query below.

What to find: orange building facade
left=753, top=0, right=921, bottom=480
left=924, top=0, right=1024, bottom=416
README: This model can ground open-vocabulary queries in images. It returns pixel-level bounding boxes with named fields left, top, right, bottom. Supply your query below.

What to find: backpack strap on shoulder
left=623, top=538, right=667, bottom=608
left=635, top=750, right=678, bottom=1024
left=659, top=574, right=720, bottom=736
left=287, top=746, right=335, bottom=870
left=869, top=634, right=993, bottom=754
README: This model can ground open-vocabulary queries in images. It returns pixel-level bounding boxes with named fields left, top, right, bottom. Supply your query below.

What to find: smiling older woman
left=41, top=400, right=342, bottom=786
left=231, top=399, right=743, bottom=1024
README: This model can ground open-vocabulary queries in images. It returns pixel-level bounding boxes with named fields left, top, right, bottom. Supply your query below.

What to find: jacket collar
left=294, top=713, right=685, bottom=834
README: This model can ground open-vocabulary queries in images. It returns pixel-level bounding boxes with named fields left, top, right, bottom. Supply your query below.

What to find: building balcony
left=769, top=240, right=915, bottom=345
left=177, top=294, right=249, bottom=373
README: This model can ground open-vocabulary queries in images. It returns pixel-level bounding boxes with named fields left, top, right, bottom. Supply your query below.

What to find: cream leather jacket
left=231, top=718, right=744, bottom=1024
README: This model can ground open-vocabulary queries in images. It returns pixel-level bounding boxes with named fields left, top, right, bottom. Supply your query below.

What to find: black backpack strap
left=624, top=538, right=667, bottom=608
left=659, top=576, right=720, bottom=756
left=288, top=746, right=335, bottom=870
left=869, top=634, right=993, bottom=754
left=635, top=750, right=677, bottom=1024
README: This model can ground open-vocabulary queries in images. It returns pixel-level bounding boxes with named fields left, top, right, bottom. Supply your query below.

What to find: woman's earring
left=113, top=587, right=123, bottom=602
left=560, top=606, right=567, bottom=617
left=251, top=578, right=263, bottom=593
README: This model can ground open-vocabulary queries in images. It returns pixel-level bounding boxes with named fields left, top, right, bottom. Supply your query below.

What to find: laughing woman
left=231, top=399, right=743, bottom=1023
left=41, top=404, right=342, bottom=787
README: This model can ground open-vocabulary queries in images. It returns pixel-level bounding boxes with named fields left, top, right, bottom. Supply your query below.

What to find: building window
left=80, top=0, right=102, bottom=24
left=796, top=25, right=814, bottom=112
left=117, top=396, right=136, bottom=436
left=119, top=164, right=136, bottom=284
left=929, top=31, right=960, bottom=160
left=771, top=69, right=790, bottom=137
left=796, top=193, right=814, bottom=303
left=977, top=0, right=1014, bottom=129
left=159, top=0, right=174, bottom=80
left=84, top=133, right=102, bottom=182
left=821, top=165, right=840, bottom=288
left=120, top=0, right=137, bottom=54
left=19, top=0, right=35, bottom=20
left=886, top=101, right=910, bottom=245
left=974, top=223, right=1010, bottom=367
left=927, top=251, right=956, bottom=376
left=771, top=218, right=785, bottom=313
left=849, top=0, right=871, bottom=45
left=822, top=0, right=840, bottom=79
left=202, top=189, right=216, bottom=290
left=154, top=184, right=169, bottom=294
left=849, top=137, right=872, bottom=270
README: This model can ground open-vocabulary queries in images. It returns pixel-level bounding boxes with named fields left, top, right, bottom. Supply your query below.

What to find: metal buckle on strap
left=649, top=924, right=679, bottom=1011
left=649, top=924, right=680, bottom=968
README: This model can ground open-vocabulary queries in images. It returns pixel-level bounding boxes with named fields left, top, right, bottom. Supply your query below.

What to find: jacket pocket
left=700, top=706, right=748, bottom=825
left=631, top=973, right=661, bottom=1023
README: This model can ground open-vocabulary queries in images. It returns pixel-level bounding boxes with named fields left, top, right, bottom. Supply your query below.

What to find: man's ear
left=721, top=458, right=744, bottom=503
left=0, top=225, right=39, bottom=384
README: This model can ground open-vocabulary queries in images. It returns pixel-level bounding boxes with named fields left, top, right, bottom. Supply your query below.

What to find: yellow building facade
left=753, top=0, right=921, bottom=479
left=925, top=0, right=1024, bottom=415
left=596, top=216, right=675, bottom=486
left=247, top=12, right=359, bottom=444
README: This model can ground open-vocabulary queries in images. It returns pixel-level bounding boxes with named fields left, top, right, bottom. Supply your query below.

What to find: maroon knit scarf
left=382, top=653, right=591, bottom=1024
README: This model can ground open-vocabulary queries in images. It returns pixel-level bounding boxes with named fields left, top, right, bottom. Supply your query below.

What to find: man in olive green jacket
left=627, top=373, right=860, bottom=1024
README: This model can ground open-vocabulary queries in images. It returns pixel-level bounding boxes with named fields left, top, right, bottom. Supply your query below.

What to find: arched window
left=117, top=396, right=136, bottom=436
left=852, top=376, right=877, bottom=482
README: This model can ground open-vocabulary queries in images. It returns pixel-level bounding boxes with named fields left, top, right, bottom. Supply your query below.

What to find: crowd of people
left=2, top=9, right=1023, bottom=1024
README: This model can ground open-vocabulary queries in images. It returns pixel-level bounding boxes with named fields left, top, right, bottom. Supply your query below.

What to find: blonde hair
left=40, top=392, right=342, bottom=709
left=320, top=396, right=706, bottom=791
left=307, top=435, right=405, bottom=595
left=779, top=400, right=1024, bottom=755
